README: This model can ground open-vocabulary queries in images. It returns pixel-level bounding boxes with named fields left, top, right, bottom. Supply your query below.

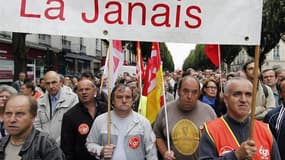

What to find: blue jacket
left=264, top=105, right=285, bottom=160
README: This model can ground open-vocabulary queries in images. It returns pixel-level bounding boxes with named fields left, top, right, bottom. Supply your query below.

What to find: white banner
left=0, top=0, right=263, bottom=45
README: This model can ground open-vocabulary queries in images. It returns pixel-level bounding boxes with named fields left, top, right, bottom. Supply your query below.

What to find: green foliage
left=182, top=44, right=215, bottom=71
left=139, top=41, right=174, bottom=72
left=182, top=45, right=242, bottom=71
left=220, top=45, right=242, bottom=65
left=182, top=0, right=285, bottom=69
left=246, top=0, right=285, bottom=65
left=160, top=43, right=174, bottom=72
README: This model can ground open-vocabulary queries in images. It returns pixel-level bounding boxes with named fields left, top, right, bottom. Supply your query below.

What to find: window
left=273, top=45, right=280, bottom=61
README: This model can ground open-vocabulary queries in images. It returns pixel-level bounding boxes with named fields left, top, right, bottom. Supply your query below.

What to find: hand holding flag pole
left=103, top=40, right=124, bottom=146
left=107, top=41, right=112, bottom=145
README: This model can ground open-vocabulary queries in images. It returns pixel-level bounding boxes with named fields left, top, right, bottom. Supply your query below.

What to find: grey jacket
left=34, top=88, right=78, bottom=144
left=0, top=127, right=65, bottom=160
left=86, top=111, right=158, bottom=160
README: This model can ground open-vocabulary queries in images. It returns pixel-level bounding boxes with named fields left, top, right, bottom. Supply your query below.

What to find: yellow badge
left=171, top=119, right=199, bottom=155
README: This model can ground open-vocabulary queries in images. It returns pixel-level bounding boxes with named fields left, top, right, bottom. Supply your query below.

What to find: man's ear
left=93, top=88, right=97, bottom=95
left=177, top=89, right=181, bottom=97
left=223, top=95, right=228, bottom=106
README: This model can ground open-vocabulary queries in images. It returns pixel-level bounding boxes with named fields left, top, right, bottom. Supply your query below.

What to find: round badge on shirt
left=171, top=119, right=199, bottom=155
left=78, top=123, right=89, bottom=135
left=220, top=146, right=235, bottom=156
left=128, top=136, right=140, bottom=149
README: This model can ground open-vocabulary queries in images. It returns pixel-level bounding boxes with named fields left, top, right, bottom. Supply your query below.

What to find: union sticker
left=128, top=136, right=140, bottom=149
left=78, top=123, right=89, bottom=135
left=219, top=146, right=235, bottom=156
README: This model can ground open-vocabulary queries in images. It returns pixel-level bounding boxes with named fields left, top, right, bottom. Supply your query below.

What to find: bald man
left=34, top=71, right=78, bottom=144
left=61, top=79, right=107, bottom=160
left=153, top=76, right=216, bottom=160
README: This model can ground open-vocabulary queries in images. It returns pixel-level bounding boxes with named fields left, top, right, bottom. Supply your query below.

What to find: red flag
left=142, top=59, right=152, bottom=96
left=205, top=44, right=220, bottom=67
left=136, top=41, right=144, bottom=81
left=103, top=40, right=124, bottom=89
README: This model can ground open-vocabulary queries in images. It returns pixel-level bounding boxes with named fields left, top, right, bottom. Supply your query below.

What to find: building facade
left=0, top=32, right=106, bottom=82
left=262, top=40, right=285, bottom=70
left=230, top=40, right=285, bottom=72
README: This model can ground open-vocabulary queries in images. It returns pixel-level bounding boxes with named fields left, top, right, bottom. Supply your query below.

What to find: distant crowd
left=0, top=59, right=284, bottom=160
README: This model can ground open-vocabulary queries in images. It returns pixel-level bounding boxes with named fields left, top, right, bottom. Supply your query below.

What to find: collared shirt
left=49, top=90, right=61, bottom=115
left=273, top=89, right=280, bottom=106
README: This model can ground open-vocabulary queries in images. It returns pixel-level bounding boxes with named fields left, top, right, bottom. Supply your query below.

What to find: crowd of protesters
left=0, top=60, right=284, bottom=159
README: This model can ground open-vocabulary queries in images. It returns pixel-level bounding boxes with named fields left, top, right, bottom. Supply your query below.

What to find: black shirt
left=60, top=97, right=107, bottom=160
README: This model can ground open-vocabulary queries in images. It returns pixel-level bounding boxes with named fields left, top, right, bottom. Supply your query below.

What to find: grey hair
left=223, top=77, right=252, bottom=96
left=0, top=85, right=18, bottom=95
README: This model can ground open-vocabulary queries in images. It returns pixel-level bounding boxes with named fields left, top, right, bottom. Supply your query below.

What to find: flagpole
left=163, top=88, right=171, bottom=152
left=161, top=66, right=171, bottom=152
left=99, top=75, right=104, bottom=94
left=100, top=47, right=111, bottom=94
left=138, top=53, right=143, bottom=111
left=249, top=46, right=260, bottom=139
left=107, top=40, right=112, bottom=145
left=217, top=45, right=223, bottom=94
left=137, top=42, right=143, bottom=105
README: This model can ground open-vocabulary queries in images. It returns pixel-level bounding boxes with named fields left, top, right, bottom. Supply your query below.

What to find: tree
left=183, top=44, right=215, bottom=71
left=182, top=0, right=285, bottom=69
left=159, top=42, right=174, bottom=72
left=12, top=32, right=27, bottom=80
left=139, top=41, right=174, bottom=72
left=246, top=0, right=285, bottom=65
left=220, top=45, right=242, bottom=71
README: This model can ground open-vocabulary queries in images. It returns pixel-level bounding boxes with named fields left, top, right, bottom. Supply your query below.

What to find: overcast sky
left=166, top=43, right=196, bottom=70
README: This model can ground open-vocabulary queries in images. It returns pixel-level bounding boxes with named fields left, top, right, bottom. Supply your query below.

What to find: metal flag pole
left=99, top=49, right=110, bottom=94
left=161, top=64, right=171, bottom=152
left=217, top=45, right=223, bottom=94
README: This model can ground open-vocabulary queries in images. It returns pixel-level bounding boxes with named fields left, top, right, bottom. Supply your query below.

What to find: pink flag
left=103, top=40, right=124, bottom=89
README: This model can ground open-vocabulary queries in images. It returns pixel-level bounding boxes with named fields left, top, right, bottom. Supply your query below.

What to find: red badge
left=78, top=123, right=89, bottom=135
left=128, top=136, right=140, bottom=149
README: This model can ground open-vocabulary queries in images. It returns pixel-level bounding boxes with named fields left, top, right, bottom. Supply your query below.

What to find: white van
left=118, top=65, right=136, bottom=76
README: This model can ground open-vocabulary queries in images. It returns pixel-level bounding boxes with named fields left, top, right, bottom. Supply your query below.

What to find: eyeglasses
left=206, top=86, right=217, bottom=90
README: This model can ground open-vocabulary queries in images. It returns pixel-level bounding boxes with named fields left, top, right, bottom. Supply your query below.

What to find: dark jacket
left=264, top=104, right=285, bottom=160
left=60, top=96, right=107, bottom=160
left=199, top=115, right=281, bottom=160
left=0, top=127, right=65, bottom=160
left=11, top=80, right=22, bottom=92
